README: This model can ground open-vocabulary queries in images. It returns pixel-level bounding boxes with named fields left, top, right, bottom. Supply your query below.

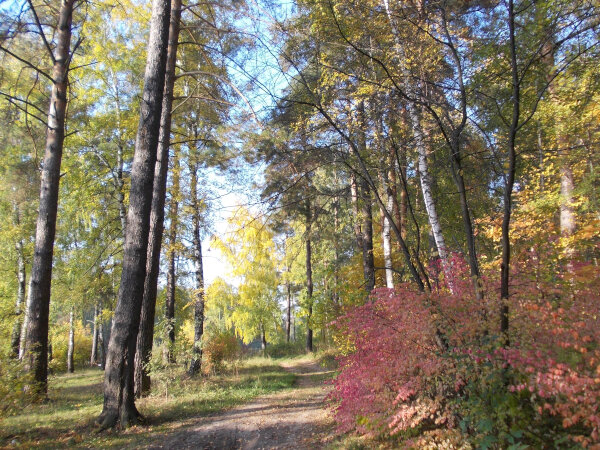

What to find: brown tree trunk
left=99, top=316, right=107, bottom=370
left=23, top=0, right=76, bottom=394
left=164, top=154, right=180, bottom=364
left=286, top=279, right=292, bottom=343
left=188, top=162, right=205, bottom=376
left=67, top=309, right=74, bottom=373
left=350, top=173, right=364, bottom=250
left=97, top=0, right=171, bottom=429
left=134, top=0, right=182, bottom=398
left=350, top=174, right=375, bottom=293
left=500, top=0, right=519, bottom=341
left=361, top=179, right=375, bottom=293
left=305, top=202, right=313, bottom=353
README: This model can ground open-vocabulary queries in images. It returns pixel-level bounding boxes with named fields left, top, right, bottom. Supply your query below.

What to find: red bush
left=329, top=256, right=600, bottom=446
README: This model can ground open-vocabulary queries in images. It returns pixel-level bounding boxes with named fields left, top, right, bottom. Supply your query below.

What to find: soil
left=142, top=359, right=335, bottom=449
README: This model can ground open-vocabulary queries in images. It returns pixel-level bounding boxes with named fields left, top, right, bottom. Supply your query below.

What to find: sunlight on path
left=141, top=359, right=334, bottom=450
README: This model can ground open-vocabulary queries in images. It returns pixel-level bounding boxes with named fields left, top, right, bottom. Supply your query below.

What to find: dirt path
left=143, top=359, right=335, bottom=449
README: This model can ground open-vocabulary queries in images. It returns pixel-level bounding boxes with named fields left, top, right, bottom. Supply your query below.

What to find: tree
left=134, top=0, right=182, bottom=398
left=188, top=157, right=206, bottom=375
left=214, top=208, right=281, bottom=349
left=4, top=0, right=81, bottom=394
left=97, top=0, right=171, bottom=429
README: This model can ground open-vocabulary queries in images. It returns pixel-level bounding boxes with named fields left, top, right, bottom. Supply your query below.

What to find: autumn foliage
left=330, top=254, right=600, bottom=447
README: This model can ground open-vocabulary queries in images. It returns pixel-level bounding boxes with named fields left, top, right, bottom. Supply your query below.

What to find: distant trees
left=214, top=208, right=281, bottom=350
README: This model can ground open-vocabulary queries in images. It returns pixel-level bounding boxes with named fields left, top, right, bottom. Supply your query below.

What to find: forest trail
left=142, top=358, right=335, bottom=449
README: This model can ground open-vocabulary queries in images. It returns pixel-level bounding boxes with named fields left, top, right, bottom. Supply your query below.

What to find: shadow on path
left=141, top=359, right=334, bottom=450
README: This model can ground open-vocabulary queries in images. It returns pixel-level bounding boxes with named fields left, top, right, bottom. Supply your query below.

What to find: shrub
left=0, top=357, right=33, bottom=416
left=49, top=320, right=93, bottom=373
left=329, top=256, right=600, bottom=447
left=203, top=331, right=240, bottom=374
left=265, top=340, right=305, bottom=358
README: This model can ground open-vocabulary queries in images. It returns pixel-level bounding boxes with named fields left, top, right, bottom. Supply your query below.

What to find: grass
left=0, top=357, right=295, bottom=449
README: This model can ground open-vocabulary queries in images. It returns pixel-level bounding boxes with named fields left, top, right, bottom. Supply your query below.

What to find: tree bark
left=188, top=162, right=205, bottom=376
left=360, top=179, right=375, bottom=293
left=134, top=0, right=182, bottom=398
left=379, top=171, right=395, bottom=289
left=23, top=0, right=76, bottom=394
left=305, top=202, right=313, bottom=353
left=91, top=303, right=99, bottom=366
left=350, top=174, right=375, bottom=293
left=99, top=316, right=107, bottom=370
left=164, top=154, right=180, bottom=364
left=500, top=0, right=519, bottom=342
left=350, top=173, right=364, bottom=251
left=19, top=277, right=33, bottom=360
left=67, top=309, right=74, bottom=373
left=380, top=0, right=451, bottom=287
left=97, top=0, right=171, bottom=429
left=286, top=279, right=292, bottom=343
left=11, top=236, right=26, bottom=359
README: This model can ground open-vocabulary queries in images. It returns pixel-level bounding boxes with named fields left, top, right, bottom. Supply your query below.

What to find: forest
left=1, top=0, right=599, bottom=447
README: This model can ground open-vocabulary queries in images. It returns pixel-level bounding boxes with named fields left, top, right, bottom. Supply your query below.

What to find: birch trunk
left=379, top=171, right=395, bottom=289
left=381, top=0, right=453, bottom=291
left=67, top=309, right=74, bottom=373
left=11, top=237, right=26, bottom=358
left=90, top=303, right=99, bottom=366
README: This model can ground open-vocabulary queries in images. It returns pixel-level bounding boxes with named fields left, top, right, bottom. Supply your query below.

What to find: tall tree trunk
left=91, top=303, right=99, bottom=366
left=188, top=162, right=205, bottom=376
left=395, top=148, right=408, bottom=240
left=379, top=171, right=395, bottom=289
left=19, top=277, right=33, bottom=360
left=350, top=174, right=375, bottom=293
left=500, top=0, right=519, bottom=341
left=99, top=316, right=107, bottom=370
left=67, top=309, right=74, bottom=373
left=116, top=144, right=127, bottom=234
left=305, top=202, right=313, bottom=353
left=354, top=102, right=376, bottom=293
left=380, top=0, right=451, bottom=289
left=23, top=0, right=76, bottom=394
left=286, top=279, right=292, bottom=343
left=97, top=0, right=171, bottom=429
left=134, top=0, right=182, bottom=398
left=361, top=179, right=375, bottom=293
left=11, top=236, right=26, bottom=358
left=350, top=173, right=364, bottom=251
left=164, top=154, right=180, bottom=364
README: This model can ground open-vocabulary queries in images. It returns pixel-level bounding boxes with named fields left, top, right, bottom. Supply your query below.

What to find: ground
left=0, top=356, right=343, bottom=449
left=141, top=358, right=335, bottom=449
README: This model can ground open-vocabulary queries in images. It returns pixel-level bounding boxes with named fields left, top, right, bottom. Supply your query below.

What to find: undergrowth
left=0, top=356, right=294, bottom=449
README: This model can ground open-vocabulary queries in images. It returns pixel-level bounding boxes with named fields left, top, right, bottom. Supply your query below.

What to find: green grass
left=0, top=357, right=295, bottom=449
